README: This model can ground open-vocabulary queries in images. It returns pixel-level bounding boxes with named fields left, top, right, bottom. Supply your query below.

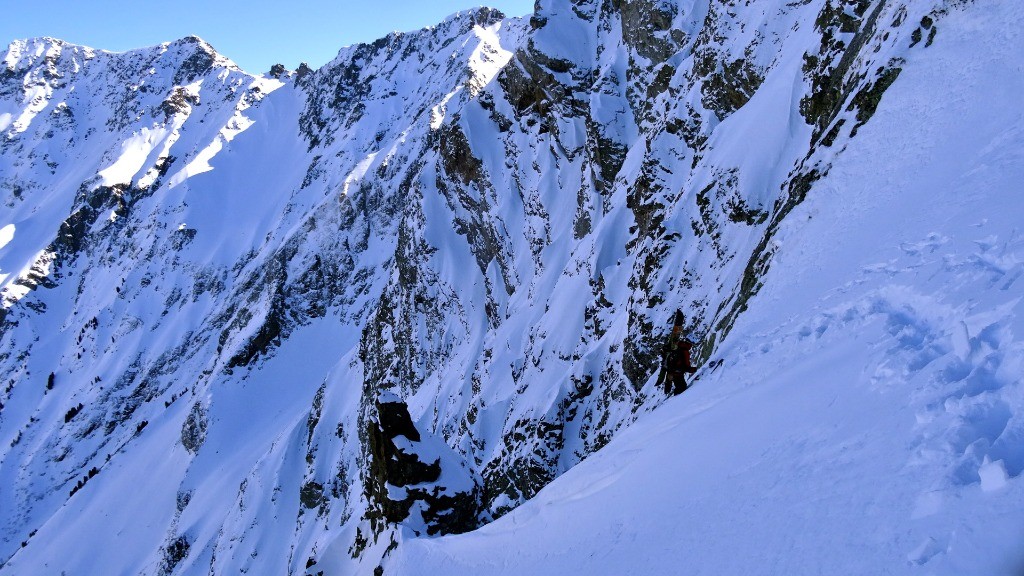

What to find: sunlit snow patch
left=0, top=224, right=14, bottom=251
left=97, top=126, right=172, bottom=186
left=464, top=19, right=514, bottom=95
left=979, top=458, right=1009, bottom=492
left=341, top=152, right=379, bottom=197
left=1, top=249, right=55, bottom=308
left=167, top=78, right=281, bottom=189
left=430, top=92, right=457, bottom=131
left=0, top=224, right=15, bottom=287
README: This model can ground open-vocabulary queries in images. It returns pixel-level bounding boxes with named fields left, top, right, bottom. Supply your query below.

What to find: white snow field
left=355, top=2, right=1024, bottom=574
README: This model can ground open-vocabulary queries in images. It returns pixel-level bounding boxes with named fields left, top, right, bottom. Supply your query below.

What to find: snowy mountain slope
left=374, top=2, right=1024, bottom=573
left=0, top=11, right=527, bottom=573
left=0, top=0, right=1018, bottom=574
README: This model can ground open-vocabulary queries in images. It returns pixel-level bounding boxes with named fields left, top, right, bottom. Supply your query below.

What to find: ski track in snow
left=779, top=231, right=1023, bottom=483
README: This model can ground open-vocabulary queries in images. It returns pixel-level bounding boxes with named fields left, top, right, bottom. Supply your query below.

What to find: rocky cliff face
left=0, top=1, right=961, bottom=573
left=363, top=393, right=480, bottom=539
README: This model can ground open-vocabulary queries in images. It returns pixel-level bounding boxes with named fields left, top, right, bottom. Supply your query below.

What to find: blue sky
left=1, top=0, right=535, bottom=73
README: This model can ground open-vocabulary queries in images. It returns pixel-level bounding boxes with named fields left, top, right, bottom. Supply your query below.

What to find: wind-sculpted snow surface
left=0, top=0, right=1019, bottom=574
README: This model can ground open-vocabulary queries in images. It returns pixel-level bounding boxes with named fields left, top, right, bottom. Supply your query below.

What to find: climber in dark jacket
left=662, top=311, right=698, bottom=396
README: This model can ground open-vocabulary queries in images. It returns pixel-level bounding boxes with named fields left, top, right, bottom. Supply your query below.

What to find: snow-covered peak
left=3, top=36, right=70, bottom=65
left=296, top=5, right=523, bottom=153
left=314, top=6, right=510, bottom=73
left=155, top=34, right=241, bottom=77
left=427, top=6, right=508, bottom=32
left=1, top=34, right=241, bottom=82
left=2, top=37, right=94, bottom=83
left=164, top=34, right=217, bottom=53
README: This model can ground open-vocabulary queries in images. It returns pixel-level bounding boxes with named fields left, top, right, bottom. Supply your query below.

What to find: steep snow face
left=378, top=3, right=1024, bottom=573
left=0, top=1, right=1015, bottom=575
left=0, top=11, right=533, bottom=574
left=0, top=34, right=298, bottom=574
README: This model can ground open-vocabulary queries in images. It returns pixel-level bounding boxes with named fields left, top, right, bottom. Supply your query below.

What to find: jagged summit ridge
left=1, top=33, right=240, bottom=81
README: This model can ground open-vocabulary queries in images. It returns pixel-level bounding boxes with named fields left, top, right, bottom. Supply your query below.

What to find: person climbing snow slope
left=660, top=309, right=698, bottom=396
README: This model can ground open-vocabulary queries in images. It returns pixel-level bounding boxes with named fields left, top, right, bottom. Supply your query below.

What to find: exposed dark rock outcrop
left=364, top=393, right=481, bottom=536
left=181, top=402, right=207, bottom=454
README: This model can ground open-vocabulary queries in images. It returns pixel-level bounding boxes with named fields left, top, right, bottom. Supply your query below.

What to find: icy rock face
left=363, top=393, right=480, bottom=539
left=0, top=0, right=960, bottom=573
